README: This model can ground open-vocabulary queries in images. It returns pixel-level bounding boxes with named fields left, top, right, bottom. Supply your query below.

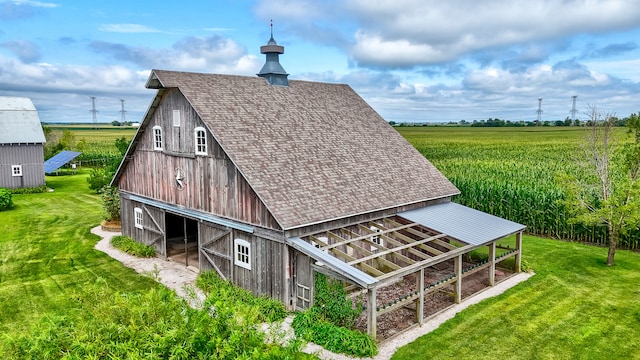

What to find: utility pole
left=571, top=95, right=578, bottom=122
left=536, top=98, right=543, bottom=125
left=119, top=99, right=127, bottom=123
left=90, top=96, right=98, bottom=126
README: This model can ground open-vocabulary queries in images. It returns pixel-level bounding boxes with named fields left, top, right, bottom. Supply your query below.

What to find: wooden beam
left=334, top=228, right=405, bottom=272
left=367, top=287, right=377, bottom=339
left=320, top=222, right=419, bottom=251
left=488, top=241, right=496, bottom=286
left=418, top=268, right=424, bottom=325
left=386, top=230, right=443, bottom=257
left=312, top=234, right=386, bottom=277
left=376, top=244, right=475, bottom=286
left=454, top=255, right=462, bottom=303
left=515, top=231, right=523, bottom=273
left=348, top=234, right=446, bottom=266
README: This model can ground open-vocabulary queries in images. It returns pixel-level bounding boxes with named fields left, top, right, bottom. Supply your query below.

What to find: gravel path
left=92, top=225, right=533, bottom=360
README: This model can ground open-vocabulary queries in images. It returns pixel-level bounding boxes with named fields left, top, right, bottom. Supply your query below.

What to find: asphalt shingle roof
left=147, top=70, right=459, bottom=229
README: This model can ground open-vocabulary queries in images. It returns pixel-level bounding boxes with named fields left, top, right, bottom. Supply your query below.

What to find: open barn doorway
left=165, top=213, right=199, bottom=269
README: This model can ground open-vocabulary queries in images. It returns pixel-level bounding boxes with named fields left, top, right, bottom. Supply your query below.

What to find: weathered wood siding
left=118, top=88, right=280, bottom=230
left=231, top=231, right=288, bottom=303
left=0, top=143, right=44, bottom=188
left=121, top=197, right=167, bottom=257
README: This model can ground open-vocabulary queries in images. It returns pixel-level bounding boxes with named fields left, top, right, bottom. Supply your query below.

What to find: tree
left=559, top=107, right=640, bottom=266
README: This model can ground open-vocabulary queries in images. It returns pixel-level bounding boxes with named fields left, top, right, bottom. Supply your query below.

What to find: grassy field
left=393, top=235, right=640, bottom=360
left=397, top=126, right=633, bottom=247
left=0, top=170, right=157, bottom=336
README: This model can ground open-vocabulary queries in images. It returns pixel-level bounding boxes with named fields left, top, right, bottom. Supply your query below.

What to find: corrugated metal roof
left=128, top=194, right=254, bottom=234
left=287, top=236, right=378, bottom=288
left=44, top=150, right=81, bottom=173
left=398, top=202, right=526, bottom=246
left=135, top=70, right=460, bottom=230
left=0, top=97, right=46, bottom=144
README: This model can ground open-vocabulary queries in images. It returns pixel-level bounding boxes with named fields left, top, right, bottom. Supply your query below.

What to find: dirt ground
left=353, top=258, right=513, bottom=340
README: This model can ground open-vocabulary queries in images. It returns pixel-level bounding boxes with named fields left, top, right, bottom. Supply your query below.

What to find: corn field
left=398, top=126, right=637, bottom=250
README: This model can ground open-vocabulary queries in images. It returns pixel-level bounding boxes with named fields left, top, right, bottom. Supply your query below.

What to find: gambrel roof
left=0, top=97, right=46, bottom=144
left=126, top=70, right=459, bottom=230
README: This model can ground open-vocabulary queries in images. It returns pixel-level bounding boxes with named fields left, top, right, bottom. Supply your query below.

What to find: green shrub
left=4, top=281, right=305, bottom=359
left=101, top=185, right=120, bottom=221
left=197, top=271, right=287, bottom=323
left=9, top=186, right=46, bottom=194
left=0, top=188, right=13, bottom=211
left=110, top=235, right=155, bottom=257
left=291, top=273, right=376, bottom=357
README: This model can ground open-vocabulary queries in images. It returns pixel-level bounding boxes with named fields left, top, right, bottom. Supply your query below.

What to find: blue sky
left=1, top=0, right=640, bottom=123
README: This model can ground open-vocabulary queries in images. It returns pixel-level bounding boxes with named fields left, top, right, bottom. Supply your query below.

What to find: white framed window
left=11, top=165, right=22, bottom=177
left=172, top=110, right=181, bottom=127
left=370, top=226, right=383, bottom=252
left=194, top=127, right=207, bottom=155
left=153, top=126, right=163, bottom=150
left=234, top=238, right=251, bottom=270
left=134, top=207, right=143, bottom=229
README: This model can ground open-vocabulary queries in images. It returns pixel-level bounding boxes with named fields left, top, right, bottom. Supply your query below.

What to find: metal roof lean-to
left=398, top=202, right=526, bottom=246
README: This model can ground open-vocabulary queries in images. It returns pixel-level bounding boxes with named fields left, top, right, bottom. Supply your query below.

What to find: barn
left=0, top=97, right=46, bottom=189
left=112, top=33, right=525, bottom=338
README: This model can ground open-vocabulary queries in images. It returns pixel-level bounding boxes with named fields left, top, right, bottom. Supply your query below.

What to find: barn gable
left=116, top=88, right=280, bottom=230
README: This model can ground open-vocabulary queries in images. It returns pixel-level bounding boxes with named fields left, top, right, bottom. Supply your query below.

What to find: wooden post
left=367, top=287, right=377, bottom=338
left=418, top=268, right=424, bottom=325
left=454, top=255, right=462, bottom=303
left=515, top=231, right=523, bottom=273
left=489, top=241, right=496, bottom=286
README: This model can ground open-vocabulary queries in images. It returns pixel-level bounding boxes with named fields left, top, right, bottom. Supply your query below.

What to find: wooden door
left=199, top=223, right=232, bottom=280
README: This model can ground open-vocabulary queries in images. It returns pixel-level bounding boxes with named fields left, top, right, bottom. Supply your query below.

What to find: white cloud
left=345, top=0, right=640, bottom=67
left=99, top=24, right=161, bottom=33
left=9, top=0, right=59, bottom=8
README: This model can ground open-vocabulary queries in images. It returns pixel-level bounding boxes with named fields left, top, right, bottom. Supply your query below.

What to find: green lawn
left=393, top=235, right=640, bottom=360
left=0, top=170, right=157, bottom=336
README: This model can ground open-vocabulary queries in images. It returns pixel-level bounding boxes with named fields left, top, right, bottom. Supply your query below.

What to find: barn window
left=134, top=207, right=143, bottom=229
left=234, top=238, right=251, bottom=270
left=370, top=225, right=383, bottom=252
left=11, top=165, right=22, bottom=177
left=153, top=126, right=163, bottom=150
left=172, top=110, right=181, bottom=127
left=194, top=127, right=207, bottom=155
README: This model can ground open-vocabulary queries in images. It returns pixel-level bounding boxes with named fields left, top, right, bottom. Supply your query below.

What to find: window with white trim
left=194, top=127, right=207, bottom=155
left=153, top=126, right=163, bottom=150
left=370, top=226, right=383, bottom=252
left=11, top=165, right=22, bottom=177
left=172, top=110, right=181, bottom=127
left=234, top=238, right=251, bottom=270
left=134, top=207, right=143, bottom=229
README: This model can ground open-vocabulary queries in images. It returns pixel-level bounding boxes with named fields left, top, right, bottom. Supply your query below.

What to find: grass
left=0, top=169, right=157, bottom=338
left=392, top=235, right=640, bottom=360
left=0, top=169, right=313, bottom=359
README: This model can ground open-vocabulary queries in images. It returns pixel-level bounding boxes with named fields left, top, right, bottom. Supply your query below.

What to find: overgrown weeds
left=3, top=280, right=306, bottom=359
left=196, top=271, right=287, bottom=323
left=110, top=235, right=155, bottom=257
left=292, top=273, right=377, bottom=357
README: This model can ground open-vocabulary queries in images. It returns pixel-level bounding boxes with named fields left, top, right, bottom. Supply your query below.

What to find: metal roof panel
left=398, top=202, right=526, bottom=246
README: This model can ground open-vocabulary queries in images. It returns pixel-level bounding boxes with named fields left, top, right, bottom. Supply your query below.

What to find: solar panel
left=44, top=150, right=82, bottom=173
